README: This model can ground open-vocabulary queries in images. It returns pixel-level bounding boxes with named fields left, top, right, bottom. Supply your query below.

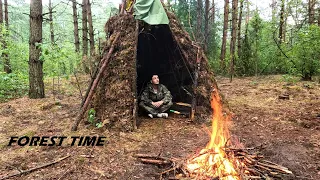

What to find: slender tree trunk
left=279, top=0, right=285, bottom=44
left=204, top=0, right=209, bottom=52
left=308, top=0, right=315, bottom=24
left=230, top=0, right=238, bottom=81
left=87, top=0, right=95, bottom=55
left=72, top=0, right=80, bottom=52
left=196, top=0, right=203, bottom=42
left=82, top=0, right=88, bottom=56
left=271, top=0, right=277, bottom=22
left=29, top=0, right=44, bottom=98
left=49, top=0, right=54, bottom=45
left=283, top=16, right=287, bottom=42
left=245, top=0, right=249, bottom=25
left=237, top=0, right=243, bottom=58
left=3, top=0, right=10, bottom=73
left=4, top=0, right=7, bottom=27
left=0, top=0, right=2, bottom=25
left=318, top=7, right=320, bottom=26
left=220, top=0, right=229, bottom=71
left=211, top=0, right=215, bottom=25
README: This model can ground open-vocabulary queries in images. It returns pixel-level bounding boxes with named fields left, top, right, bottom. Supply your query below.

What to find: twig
left=0, top=155, right=71, bottom=180
left=73, top=70, right=84, bottom=101
left=57, top=166, right=74, bottom=180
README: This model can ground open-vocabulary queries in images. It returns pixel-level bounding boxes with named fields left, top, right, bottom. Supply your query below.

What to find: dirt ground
left=0, top=75, right=319, bottom=180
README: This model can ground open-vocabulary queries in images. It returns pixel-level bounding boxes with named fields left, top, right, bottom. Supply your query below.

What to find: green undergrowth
left=0, top=72, right=28, bottom=102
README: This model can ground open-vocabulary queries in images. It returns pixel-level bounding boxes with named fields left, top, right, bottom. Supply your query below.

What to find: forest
left=0, top=0, right=319, bottom=100
left=0, top=0, right=319, bottom=179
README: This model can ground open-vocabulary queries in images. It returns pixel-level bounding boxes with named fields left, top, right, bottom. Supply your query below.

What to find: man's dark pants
left=139, top=101, right=173, bottom=116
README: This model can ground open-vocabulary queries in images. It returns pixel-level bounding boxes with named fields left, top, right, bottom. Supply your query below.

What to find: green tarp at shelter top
left=133, top=0, right=169, bottom=25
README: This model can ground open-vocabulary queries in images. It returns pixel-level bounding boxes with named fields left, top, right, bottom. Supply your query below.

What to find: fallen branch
left=140, top=158, right=171, bottom=165
left=71, top=32, right=120, bottom=131
left=0, top=155, right=71, bottom=180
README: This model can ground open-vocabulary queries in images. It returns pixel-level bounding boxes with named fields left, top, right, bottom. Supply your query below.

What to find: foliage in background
left=41, top=43, right=81, bottom=77
left=0, top=72, right=28, bottom=102
left=290, top=25, right=320, bottom=80
left=0, top=0, right=119, bottom=101
left=1, top=0, right=320, bottom=102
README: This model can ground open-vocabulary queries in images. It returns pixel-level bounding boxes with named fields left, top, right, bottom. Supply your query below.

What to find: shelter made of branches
left=75, top=10, right=219, bottom=131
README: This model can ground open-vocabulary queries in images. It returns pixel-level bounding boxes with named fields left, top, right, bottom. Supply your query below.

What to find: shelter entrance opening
left=136, top=24, right=194, bottom=116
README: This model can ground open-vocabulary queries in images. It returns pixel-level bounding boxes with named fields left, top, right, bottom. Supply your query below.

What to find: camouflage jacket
left=140, top=83, right=172, bottom=106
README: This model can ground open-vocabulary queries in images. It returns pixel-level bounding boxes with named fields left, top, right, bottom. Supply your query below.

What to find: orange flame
left=186, top=90, right=240, bottom=179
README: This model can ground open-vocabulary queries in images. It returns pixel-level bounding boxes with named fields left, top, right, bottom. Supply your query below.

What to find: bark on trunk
left=279, top=0, right=285, bottom=44
left=82, top=0, right=88, bottom=56
left=220, top=0, right=229, bottom=71
left=29, top=0, right=44, bottom=98
left=196, top=0, right=203, bottom=42
left=318, top=7, right=320, bottom=26
left=237, top=0, right=243, bottom=58
left=87, top=0, right=95, bottom=55
left=3, top=0, right=10, bottom=73
left=211, top=0, right=215, bottom=25
left=204, top=0, right=209, bottom=52
left=245, top=0, right=249, bottom=25
left=72, top=0, right=80, bottom=52
left=283, top=15, right=287, bottom=42
left=230, top=0, right=238, bottom=81
left=271, top=0, right=277, bottom=22
left=4, top=0, right=7, bottom=27
left=309, top=0, right=315, bottom=24
left=0, top=0, right=2, bottom=24
left=49, top=0, right=54, bottom=44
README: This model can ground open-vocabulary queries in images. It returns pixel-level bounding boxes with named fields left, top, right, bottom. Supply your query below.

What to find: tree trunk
left=29, top=0, right=44, bottom=98
left=308, top=0, right=316, bottom=24
left=0, top=0, right=2, bottom=25
left=230, top=0, right=238, bottom=81
left=271, top=0, right=277, bottom=22
left=49, top=0, right=54, bottom=45
left=82, top=0, right=88, bottom=56
left=2, top=0, right=10, bottom=73
left=204, top=0, right=209, bottom=52
left=318, top=7, right=320, bottom=26
left=237, top=0, right=243, bottom=58
left=245, top=0, right=249, bottom=25
left=283, top=15, right=287, bottom=42
left=279, top=0, right=285, bottom=44
left=196, top=0, right=203, bottom=42
left=87, top=0, right=94, bottom=55
left=220, top=0, right=229, bottom=71
left=72, top=0, right=80, bottom=52
left=211, top=0, right=215, bottom=25
left=4, top=0, right=7, bottom=27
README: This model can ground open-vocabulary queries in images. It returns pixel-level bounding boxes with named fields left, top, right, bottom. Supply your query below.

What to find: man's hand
left=152, top=101, right=163, bottom=108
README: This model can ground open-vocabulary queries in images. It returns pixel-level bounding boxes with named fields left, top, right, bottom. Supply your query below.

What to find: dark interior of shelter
left=136, top=24, right=194, bottom=115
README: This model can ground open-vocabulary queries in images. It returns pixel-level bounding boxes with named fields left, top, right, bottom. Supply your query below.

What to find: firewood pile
left=134, top=147, right=294, bottom=180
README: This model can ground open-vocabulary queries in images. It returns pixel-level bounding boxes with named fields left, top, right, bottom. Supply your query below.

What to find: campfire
left=185, top=90, right=240, bottom=179
left=135, top=90, right=293, bottom=179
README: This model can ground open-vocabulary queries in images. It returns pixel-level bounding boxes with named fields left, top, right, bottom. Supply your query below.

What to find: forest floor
left=0, top=75, right=319, bottom=180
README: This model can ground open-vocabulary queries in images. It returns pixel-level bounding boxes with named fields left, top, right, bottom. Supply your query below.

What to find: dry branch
left=135, top=148, right=293, bottom=180
left=0, top=155, right=71, bottom=180
left=140, top=158, right=171, bottom=165
left=71, top=32, right=120, bottom=131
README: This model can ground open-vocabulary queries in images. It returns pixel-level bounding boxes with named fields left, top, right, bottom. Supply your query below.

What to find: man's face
left=151, top=75, right=159, bottom=85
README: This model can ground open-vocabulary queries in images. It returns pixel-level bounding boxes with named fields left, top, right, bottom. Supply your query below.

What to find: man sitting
left=139, top=75, right=173, bottom=118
